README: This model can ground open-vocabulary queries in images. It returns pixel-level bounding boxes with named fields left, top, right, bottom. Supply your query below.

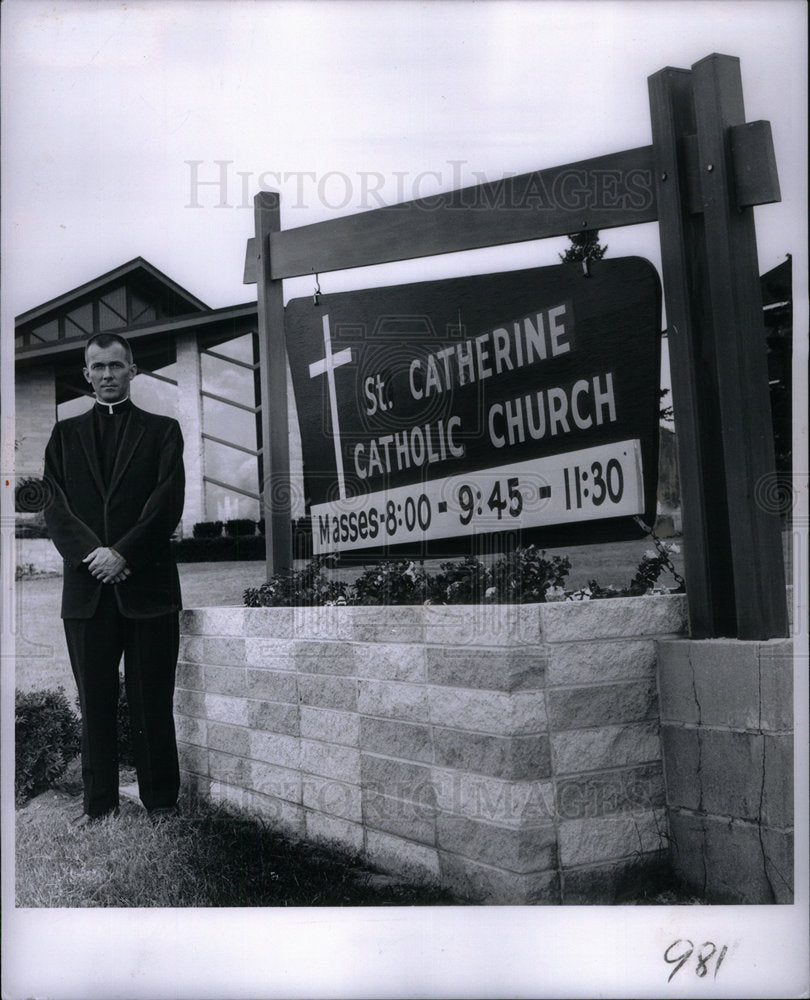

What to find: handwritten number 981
left=664, top=940, right=728, bottom=982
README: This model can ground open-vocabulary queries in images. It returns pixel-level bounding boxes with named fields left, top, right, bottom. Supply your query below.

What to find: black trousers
left=64, top=587, right=180, bottom=817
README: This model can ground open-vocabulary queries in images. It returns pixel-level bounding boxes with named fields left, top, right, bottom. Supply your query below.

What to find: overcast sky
left=1, top=0, right=807, bottom=323
left=1, top=2, right=807, bottom=996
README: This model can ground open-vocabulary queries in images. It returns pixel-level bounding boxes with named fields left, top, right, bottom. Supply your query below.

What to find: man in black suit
left=44, top=332, right=185, bottom=822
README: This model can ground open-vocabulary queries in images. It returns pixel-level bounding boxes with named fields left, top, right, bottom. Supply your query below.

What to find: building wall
left=657, top=637, right=794, bottom=903
left=174, top=334, right=204, bottom=536
left=175, top=595, right=687, bottom=903
left=15, top=366, right=56, bottom=478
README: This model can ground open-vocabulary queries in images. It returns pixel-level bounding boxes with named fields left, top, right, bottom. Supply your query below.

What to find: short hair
left=84, top=333, right=134, bottom=365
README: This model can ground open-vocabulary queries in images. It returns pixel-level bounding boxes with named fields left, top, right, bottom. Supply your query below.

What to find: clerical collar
left=94, top=396, right=133, bottom=416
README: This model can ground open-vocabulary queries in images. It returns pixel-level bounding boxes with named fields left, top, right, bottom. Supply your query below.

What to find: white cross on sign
left=309, top=314, right=353, bottom=500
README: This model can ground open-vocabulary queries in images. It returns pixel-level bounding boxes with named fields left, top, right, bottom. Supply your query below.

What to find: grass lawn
left=15, top=782, right=459, bottom=908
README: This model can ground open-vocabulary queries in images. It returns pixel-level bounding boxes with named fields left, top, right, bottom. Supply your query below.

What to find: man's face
left=83, top=342, right=137, bottom=403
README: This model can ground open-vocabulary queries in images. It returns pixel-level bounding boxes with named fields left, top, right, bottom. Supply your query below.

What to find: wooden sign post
left=247, top=52, right=787, bottom=640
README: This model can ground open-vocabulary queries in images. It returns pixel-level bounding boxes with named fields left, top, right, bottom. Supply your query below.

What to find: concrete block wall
left=657, top=638, right=794, bottom=903
left=175, top=594, right=687, bottom=904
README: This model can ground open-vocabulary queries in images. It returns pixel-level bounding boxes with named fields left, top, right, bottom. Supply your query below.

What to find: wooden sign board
left=285, top=257, right=662, bottom=557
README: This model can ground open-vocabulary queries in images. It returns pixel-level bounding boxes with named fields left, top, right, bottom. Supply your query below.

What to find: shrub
left=490, top=546, right=571, bottom=603
left=15, top=688, right=81, bottom=805
left=430, top=555, right=492, bottom=604
left=192, top=521, right=224, bottom=539
left=224, top=518, right=257, bottom=538
left=352, top=560, right=433, bottom=605
left=244, top=557, right=349, bottom=607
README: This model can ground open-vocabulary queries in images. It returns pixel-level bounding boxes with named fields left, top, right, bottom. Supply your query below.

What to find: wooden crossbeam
left=243, top=129, right=780, bottom=285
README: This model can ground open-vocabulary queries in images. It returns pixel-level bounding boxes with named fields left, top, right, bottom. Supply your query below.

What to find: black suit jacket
left=43, top=403, right=185, bottom=619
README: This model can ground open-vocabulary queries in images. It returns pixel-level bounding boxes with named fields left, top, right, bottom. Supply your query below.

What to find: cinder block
left=300, top=739, right=361, bottom=782
left=436, top=813, right=556, bottom=873
left=558, top=808, right=667, bottom=867
left=762, top=734, right=794, bottom=829
left=247, top=700, right=300, bottom=736
left=203, top=664, right=248, bottom=697
left=660, top=725, right=701, bottom=811
left=431, top=767, right=555, bottom=825
left=179, top=609, right=207, bottom=635
left=298, top=673, right=358, bottom=711
left=552, top=720, right=661, bottom=775
left=760, top=826, right=794, bottom=903
left=539, top=594, right=687, bottom=642
left=182, top=636, right=246, bottom=666
left=690, top=641, right=760, bottom=729
left=433, top=730, right=551, bottom=780
left=350, top=606, right=425, bottom=644
left=176, top=661, right=204, bottom=691
left=562, top=855, right=670, bottom=904
left=246, top=668, right=298, bottom=702
left=361, top=754, right=433, bottom=802
left=175, top=688, right=207, bottom=720
left=175, top=713, right=207, bottom=748
left=305, top=810, right=364, bottom=853
left=242, top=607, right=295, bottom=639
left=214, top=784, right=305, bottom=837
left=208, top=749, right=249, bottom=786
left=300, top=706, right=360, bottom=746
left=363, top=789, right=436, bottom=844
left=292, top=605, right=352, bottom=641
left=699, top=729, right=764, bottom=821
left=555, top=763, right=664, bottom=820
left=182, top=607, right=248, bottom=637
left=357, top=679, right=429, bottom=722
left=204, top=693, right=249, bottom=727
left=437, top=851, right=560, bottom=904
left=206, top=721, right=250, bottom=757
left=428, top=686, right=546, bottom=736
left=548, top=639, right=657, bottom=686
left=177, top=741, right=208, bottom=776
left=354, top=642, right=426, bottom=681
left=180, top=769, right=210, bottom=798
left=249, top=760, right=302, bottom=804
left=249, top=730, right=300, bottom=769
left=423, top=605, right=540, bottom=647
left=303, top=773, right=362, bottom=822
left=365, top=829, right=441, bottom=881
left=179, top=636, right=205, bottom=664
left=360, top=717, right=433, bottom=762
left=656, top=640, right=699, bottom=724
left=677, top=812, right=792, bottom=904
left=244, top=638, right=296, bottom=670
left=546, top=678, right=658, bottom=729
left=295, top=641, right=356, bottom=676
left=426, top=646, right=547, bottom=691
left=759, top=640, right=794, bottom=732
left=208, top=779, right=251, bottom=815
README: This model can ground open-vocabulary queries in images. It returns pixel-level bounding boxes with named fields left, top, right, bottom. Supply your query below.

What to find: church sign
left=285, top=256, right=661, bottom=556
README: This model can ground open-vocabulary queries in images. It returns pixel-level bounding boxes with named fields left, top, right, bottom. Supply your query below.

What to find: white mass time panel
left=312, top=438, right=644, bottom=554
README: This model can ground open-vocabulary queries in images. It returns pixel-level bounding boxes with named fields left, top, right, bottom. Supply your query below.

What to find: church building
left=14, top=257, right=304, bottom=536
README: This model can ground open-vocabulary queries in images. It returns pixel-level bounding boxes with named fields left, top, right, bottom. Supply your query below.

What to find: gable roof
left=15, top=257, right=209, bottom=330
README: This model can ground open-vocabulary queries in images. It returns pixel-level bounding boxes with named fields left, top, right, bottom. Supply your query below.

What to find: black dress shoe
left=147, top=805, right=179, bottom=822
left=73, top=806, right=120, bottom=827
